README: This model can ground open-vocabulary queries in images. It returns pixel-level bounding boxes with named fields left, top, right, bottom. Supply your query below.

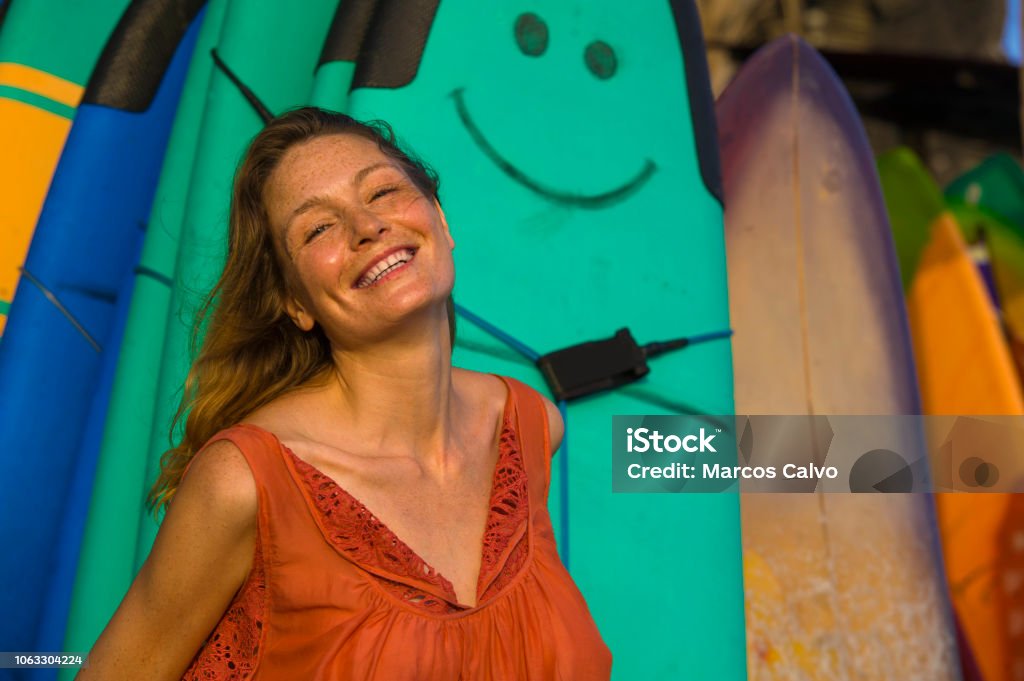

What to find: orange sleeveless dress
left=179, top=375, right=612, bottom=680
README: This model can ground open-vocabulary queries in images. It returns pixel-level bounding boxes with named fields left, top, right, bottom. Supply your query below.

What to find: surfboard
left=906, top=212, right=1024, bottom=681
left=877, top=145, right=1024, bottom=681
left=719, top=35, right=960, bottom=680
left=0, top=0, right=201, bottom=659
left=947, top=198, right=1024, bottom=348
left=342, top=2, right=744, bottom=678
left=310, top=0, right=379, bottom=111
left=946, top=153, right=1024, bottom=235
left=134, top=0, right=338, bottom=566
left=0, top=0, right=131, bottom=334
left=945, top=154, right=1024, bottom=385
left=59, top=0, right=229, bottom=668
left=879, top=149, right=1024, bottom=350
left=876, top=148, right=947, bottom=290
left=0, top=3, right=205, bottom=671
left=62, top=0, right=339, bottom=666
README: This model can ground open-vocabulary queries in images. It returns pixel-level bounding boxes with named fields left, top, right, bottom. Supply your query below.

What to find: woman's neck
left=323, top=323, right=466, bottom=475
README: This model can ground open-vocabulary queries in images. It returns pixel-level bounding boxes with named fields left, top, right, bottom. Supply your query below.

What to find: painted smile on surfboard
left=451, top=87, right=656, bottom=208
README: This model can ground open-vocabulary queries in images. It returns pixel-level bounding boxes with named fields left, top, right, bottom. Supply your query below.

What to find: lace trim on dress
left=478, top=424, right=529, bottom=601
left=290, top=412, right=530, bottom=614
left=182, top=529, right=266, bottom=680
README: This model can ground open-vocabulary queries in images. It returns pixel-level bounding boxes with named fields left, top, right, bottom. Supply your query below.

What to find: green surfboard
left=310, top=0, right=379, bottom=111
left=136, top=0, right=339, bottom=567
left=342, top=2, right=743, bottom=678
left=946, top=153, right=1024, bottom=234
left=62, top=0, right=338, bottom=668
left=876, top=148, right=947, bottom=290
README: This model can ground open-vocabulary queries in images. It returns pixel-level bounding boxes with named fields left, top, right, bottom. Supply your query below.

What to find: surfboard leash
left=453, top=303, right=572, bottom=568
left=455, top=302, right=734, bottom=570
left=536, top=327, right=734, bottom=402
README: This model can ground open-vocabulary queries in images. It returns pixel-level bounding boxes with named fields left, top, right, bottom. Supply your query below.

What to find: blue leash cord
left=454, top=303, right=734, bottom=571
left=453, top=303, right=572, bottom=568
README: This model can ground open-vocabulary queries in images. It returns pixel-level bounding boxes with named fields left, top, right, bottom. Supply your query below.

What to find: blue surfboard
left=0, top=0, right=203, bottom=660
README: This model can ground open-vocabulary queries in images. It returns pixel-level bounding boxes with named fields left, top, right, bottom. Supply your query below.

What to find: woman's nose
left=348, top=208, right=389, bottom=247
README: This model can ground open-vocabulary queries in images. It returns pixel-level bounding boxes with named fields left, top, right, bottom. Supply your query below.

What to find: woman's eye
left=305, top=222, right=332, bottom=243
left=371, top=185, right=398, bottom=201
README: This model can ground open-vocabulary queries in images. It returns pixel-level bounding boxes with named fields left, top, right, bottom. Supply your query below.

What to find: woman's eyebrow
left=353, top=161, right=391, bottom=184
left=284, top=195, right=332, bottom=236
left=281, top=162, right=395, bottom=236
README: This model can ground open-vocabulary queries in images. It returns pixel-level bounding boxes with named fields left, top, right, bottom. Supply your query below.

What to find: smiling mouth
left=451, top=87, right=656, bottom=209
left=355, top=248, right=417, bottom=289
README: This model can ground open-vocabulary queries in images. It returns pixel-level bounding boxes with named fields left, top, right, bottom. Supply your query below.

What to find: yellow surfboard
left=0, top=1, right=130, bottom=333
left=0, top=67, right=80, bottom=334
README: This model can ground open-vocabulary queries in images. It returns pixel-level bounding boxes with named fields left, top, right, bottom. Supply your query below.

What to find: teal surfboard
left=63, top=1, right=370, bottom=667
left=310, top=0, right=379, bottom=111
left=343, top=2, right=743, bottom=679
left=136, top=0, right=338, bottom=568
left=946, top=153, right=1024, bottom=234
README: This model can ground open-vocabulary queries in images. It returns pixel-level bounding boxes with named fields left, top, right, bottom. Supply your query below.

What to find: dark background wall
left=697, top=0, right=1019, bottom=186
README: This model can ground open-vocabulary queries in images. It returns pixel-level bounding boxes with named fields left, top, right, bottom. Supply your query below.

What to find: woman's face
left=265, top=133, right=455, bottom=346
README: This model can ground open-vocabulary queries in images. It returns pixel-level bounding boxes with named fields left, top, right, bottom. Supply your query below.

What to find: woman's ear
left=284, top=296, right=315, bottom=332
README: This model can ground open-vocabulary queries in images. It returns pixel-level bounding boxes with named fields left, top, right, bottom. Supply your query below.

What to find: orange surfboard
left=907, top=213, right=1024, bottom=681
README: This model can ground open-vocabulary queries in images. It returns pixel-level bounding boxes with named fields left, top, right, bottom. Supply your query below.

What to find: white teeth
left=356, top=249, right=415, bottom=288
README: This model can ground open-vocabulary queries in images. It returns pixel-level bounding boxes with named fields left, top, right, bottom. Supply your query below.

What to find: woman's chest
left=291, top=442, right=502, bottom=605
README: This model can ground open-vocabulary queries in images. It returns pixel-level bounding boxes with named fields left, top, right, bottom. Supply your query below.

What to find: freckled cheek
left=295, top=248, right=350, bottom=290
left=398, top=196, right=438, bottom=225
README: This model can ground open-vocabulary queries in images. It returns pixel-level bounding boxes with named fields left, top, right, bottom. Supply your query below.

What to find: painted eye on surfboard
left=584, top=40, right=617, bottom=80
left=514, top=12, right=548, bottom=57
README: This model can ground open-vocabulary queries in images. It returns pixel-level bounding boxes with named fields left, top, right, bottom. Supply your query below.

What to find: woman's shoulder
left=453, top=367, right=509, bottom=412
left=176, top=438, right=258, bottom=551
left=455, top=370, right=564, bottom=453
left=184, top=438, right=256, bottom=502
left=236, top=381, right=329, bottom=441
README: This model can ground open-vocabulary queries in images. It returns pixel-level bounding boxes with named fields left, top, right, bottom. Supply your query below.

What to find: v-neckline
left=242, top=374, right=524, bottom=610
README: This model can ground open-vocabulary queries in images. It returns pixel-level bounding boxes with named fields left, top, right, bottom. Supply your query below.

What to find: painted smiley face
left=344, top=0, right=722, bottom=342
left=449, top=11, right=657, bottom=209
left=345, top=0, right=723, bottom=343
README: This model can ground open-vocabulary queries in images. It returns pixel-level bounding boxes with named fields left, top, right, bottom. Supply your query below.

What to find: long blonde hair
left=148, top=107, right=454, bottom=514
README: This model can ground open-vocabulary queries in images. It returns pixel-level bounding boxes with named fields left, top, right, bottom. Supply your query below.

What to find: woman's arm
left=76, top=440, right=257, bottom=681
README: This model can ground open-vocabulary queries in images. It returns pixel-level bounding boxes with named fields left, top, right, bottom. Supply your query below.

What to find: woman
left=79, top=107, right=612, bottom=680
